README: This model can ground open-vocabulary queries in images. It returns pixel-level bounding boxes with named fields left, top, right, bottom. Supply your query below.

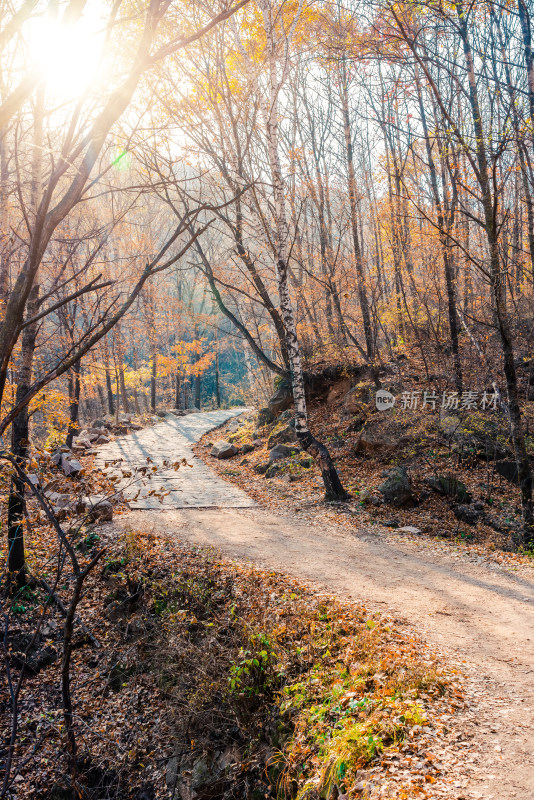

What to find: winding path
left=94, top=409, right=254, bottom=509
left=99, top=410, right=534, bottom=799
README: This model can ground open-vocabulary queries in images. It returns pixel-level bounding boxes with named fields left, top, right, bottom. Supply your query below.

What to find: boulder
left=267, top=379, right=293, bottom=417
left=156, top=411, right=167, bottom=418
left=130, top=421, right=143, bottom=430
left=452, top=504, right=481, bottom=525
left=252, top=439, right=263, bottom=448
left=267, top=424, right=297, bottom=448
left=95, top=434, right=110, bottom=445
left=82, top=496, right=113, bottom=522
left=73, top=436, right=92, bottom=450
left=342, top=382, right=374, bottom=416
left=265, top=463, right=282, bottom=478
left=210, top=440, right=238, bottom=459
left=495, top=460, right=519, bottom=484
left=44, top=491, right=72, bottom=508
left=256, top=406, right=275, bottom=427
left=426, top=475, right=471, bottom=503
left=379, top=467, right=415, bottom=507
left=59, top=454, right=82, bottom=477
left=241, top=443, right=255, bottom=454
left=91, top=419, right=106, bottom=429
left=268, top=443, right=300, bottom=463
left=253, top=461, right=270, bottom=474
left=354, top=427, right=394, bottom=456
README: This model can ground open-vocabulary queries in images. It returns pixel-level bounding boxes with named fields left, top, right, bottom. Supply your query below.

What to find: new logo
left=375, top=389, right=395, bottom=411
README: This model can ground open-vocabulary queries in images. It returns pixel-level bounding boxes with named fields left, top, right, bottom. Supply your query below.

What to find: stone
left=256, top=407, right=275, bottom=427
left=95, top=434, right=110, bottom=445
left=354, top=428, right=394, bottom=456
left=426, top=475, right=471, bottom=503
left=130, top=421, right=143, bottom=430
left=495, top=460, right=519, bottom=484
left=267, top=424, right=297, bottom=448
left=397, top=525, right=422, bottom=534
left=82, top=496, right=114, bottom=522
left=241, top=443, right=254, bottom=454
left=268, top=443, right=300, bottom=463
left=210, top=440, right=238, bottom=459
left=383, top=519, right=400, bottom=528
left=342, top=382, right=374, bottom=415
left=252, top=439, right=263, bottom=448
left=92, top=419, right=106, bottom=429
left=379, top=467, right=415, bottom=507
left=452, top=504, right=481, bottom=525
left=265, top=463, right=282, bottom=478
left=59, top=454, right=82, bottom=477
left=44, top=491, right=72, bottom=508
left=156, top=411, right=167, bottom=418
left=253, top=461, right=269, bottom=474
left=73, top=436, right=92, bottom=450
left=299, top=455, right=313, bottom=468
left=267, top=379, right=293, bottom=417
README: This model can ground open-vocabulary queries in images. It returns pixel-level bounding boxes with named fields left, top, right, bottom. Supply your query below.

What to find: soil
left=109, top=502, right=534, bottom=800
left=101, top=409, right=534, bottom=800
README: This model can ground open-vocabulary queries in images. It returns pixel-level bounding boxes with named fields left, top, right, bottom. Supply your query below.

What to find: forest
left=1, top=0, right=534, bottom=798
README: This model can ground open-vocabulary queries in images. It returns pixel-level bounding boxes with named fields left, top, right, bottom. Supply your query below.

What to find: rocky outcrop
left=268, top=444, right=300, bottom=463
left=210, top=440, right=238, bottom=459
left=379, top=467, right=415, bottom=507
left=426, top=475, right=471, bottom=503
left=267, top=379, right=293, bottom=417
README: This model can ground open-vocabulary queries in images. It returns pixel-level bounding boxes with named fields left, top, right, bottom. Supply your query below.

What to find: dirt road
left=104, top=412, right=534, bottom=799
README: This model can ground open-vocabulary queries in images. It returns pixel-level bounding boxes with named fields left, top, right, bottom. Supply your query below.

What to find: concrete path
left=93, top=409, right=254, bottom=509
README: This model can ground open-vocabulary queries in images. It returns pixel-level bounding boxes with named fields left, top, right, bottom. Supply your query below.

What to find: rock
left=426, top=475, right=471, bottom=503
left=299, top=455, right=313, bottom=468
left=397, top=525, right=422, bottom=534
left=278, top=409, right=294, bottom=422
left=438, top=415, right=461, bottom=438
left=446, top=416, right=511, bottom=461
left=10, top=633, right=57, bottom=674
left=210, top=440, right=238, bottom=459
left=91, top=419, right=106, bottom=429
left=267, top=424, right=297, bottom=448
left=166, top=757, right=179, bottom=792
left=267, top=379, right=293, bottom=417
left=82, top=496, right=114, bottom=522
left=95, top=434, right=110, bottom=445
left=191, top=755, right=220, bottom=790
left=256, top=406, right=275, bottom=427
left=44, top=491, right=72, bottom=508
left=241, top=443, right=254, bottom=454
left=265, top=463, right=282, bottom=478
left=253, top=461, right=269, bottom=474
left=73, top=436, right=92, bottom=450
left=342, top=382, right=374, bottom=416
left=379, top=467, right=415, bottom=507
left=383, top=519, right=400, bottom=528
left=130, top=421, right=143, bottom=430
left=495, top=460, right=519, bottom=484
left=156, top=411, right=167, bottom=418
left=252, top=439, right=263, bottom=448
left=354, top=427, right=394, bottom=456
left=268, top=443, right=300, bottom=463
left=59, top=454, right=82, bottom=477
left=452, top=504, right=481, bottom=525
left=327, top=378, right=353, bottom=406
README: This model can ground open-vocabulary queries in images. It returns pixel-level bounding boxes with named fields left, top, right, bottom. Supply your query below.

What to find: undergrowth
left=2, top=527, right=460, bottom=799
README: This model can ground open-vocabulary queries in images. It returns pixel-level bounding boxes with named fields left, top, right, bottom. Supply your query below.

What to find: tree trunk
left=66, top=359, right=81, bottom=449
left=458, top=4, right=533, bottom=545
left=260, top=0, right=348, bottom=502
left=340, top=61, right=374, bottom=359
